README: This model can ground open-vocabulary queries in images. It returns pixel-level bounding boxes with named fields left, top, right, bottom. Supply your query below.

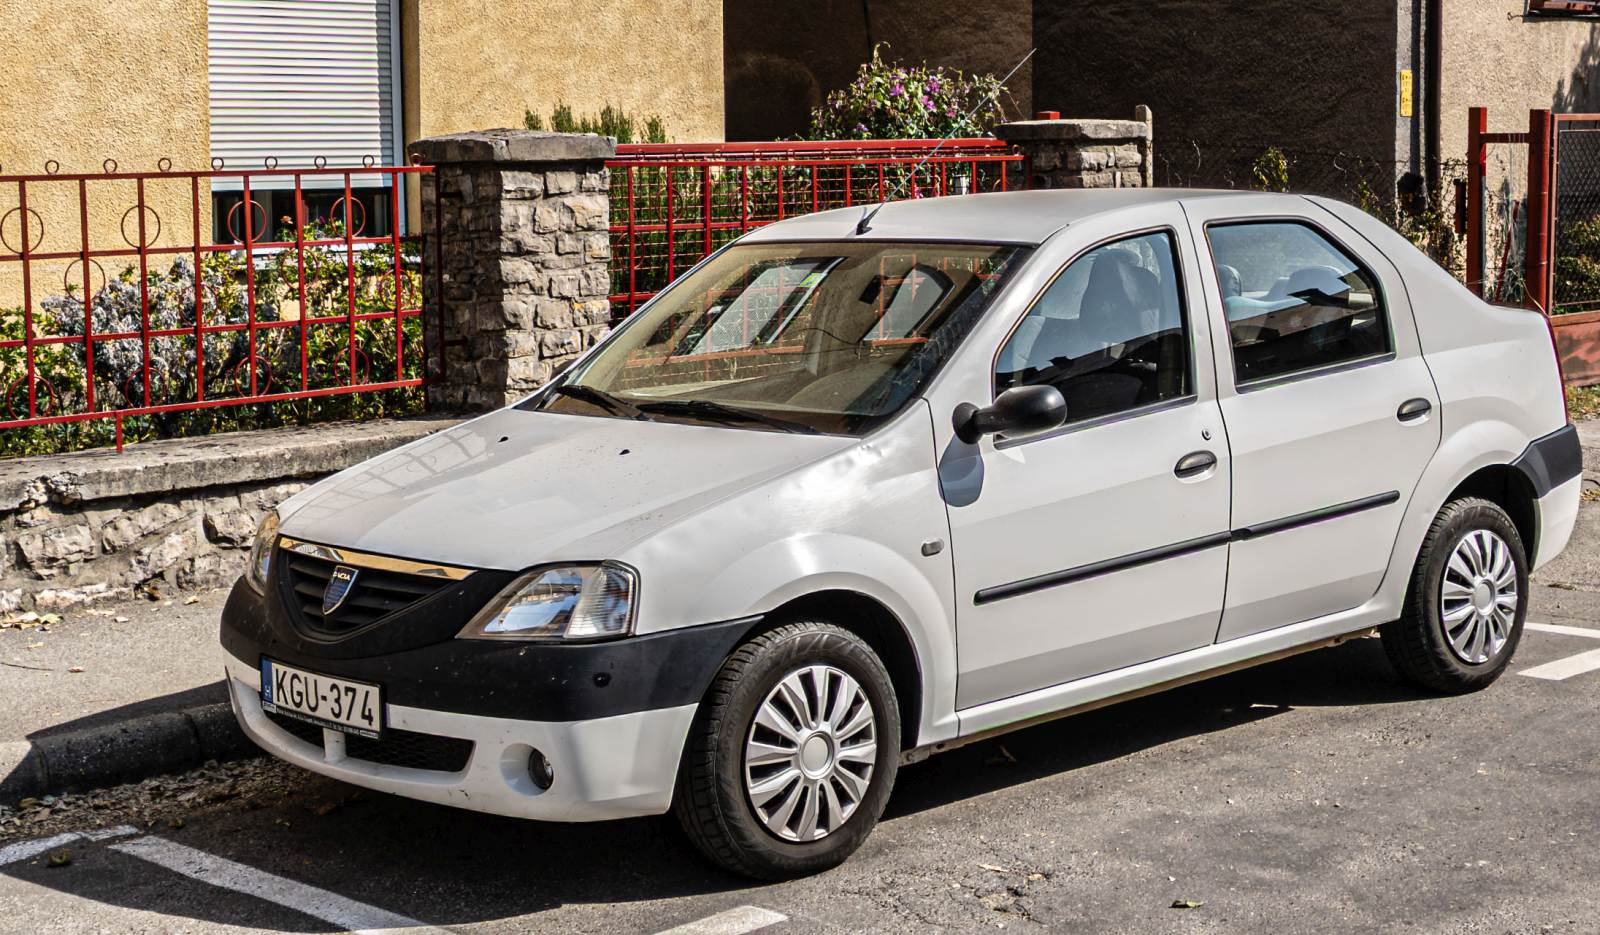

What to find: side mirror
left=952, top=385, right=1068, bottom=444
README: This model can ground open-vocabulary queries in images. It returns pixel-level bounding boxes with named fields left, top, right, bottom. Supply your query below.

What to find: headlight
left=459, top=562, right=637, bottom=641
left=246, top=509, right=280, bottom=593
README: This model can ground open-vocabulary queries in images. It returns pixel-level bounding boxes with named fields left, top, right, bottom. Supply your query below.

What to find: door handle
left=1397, top=398, right=1432, bottom=422
left=1175, top=450, right=1217, bottom=478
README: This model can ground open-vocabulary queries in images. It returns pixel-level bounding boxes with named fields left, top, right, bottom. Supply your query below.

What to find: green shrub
left=523, top=103, right=667, bottom=144
left=1555, top=216, right=1600, bottom=315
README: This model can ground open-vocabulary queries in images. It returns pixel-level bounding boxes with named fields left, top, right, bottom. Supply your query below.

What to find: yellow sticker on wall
left=1400, top=69, right=1414, bottom=118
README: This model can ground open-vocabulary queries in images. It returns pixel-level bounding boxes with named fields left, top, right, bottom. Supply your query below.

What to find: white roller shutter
left=208, top=0, right=399, bottom=189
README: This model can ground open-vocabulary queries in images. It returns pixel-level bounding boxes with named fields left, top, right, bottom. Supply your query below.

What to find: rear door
left=1182, top=197, right=1441, bottom=641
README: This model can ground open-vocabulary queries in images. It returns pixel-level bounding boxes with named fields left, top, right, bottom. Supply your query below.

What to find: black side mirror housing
left=952, top=384, right=1068, bottom=444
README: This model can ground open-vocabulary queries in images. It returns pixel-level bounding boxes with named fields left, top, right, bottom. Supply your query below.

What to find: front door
left=1183, top=201, right=1442, bottom=641
left=941, top=223, right=1233, bottom=710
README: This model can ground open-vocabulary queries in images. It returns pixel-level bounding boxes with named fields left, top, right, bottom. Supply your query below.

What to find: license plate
left=260, top=658, right=383, bottom=739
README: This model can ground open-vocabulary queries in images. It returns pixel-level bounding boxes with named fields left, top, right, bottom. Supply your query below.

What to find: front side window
left=530, top=241, right=1031, bottom=435
left=1207, top=221, right=1391, bottom=384
left=995, top=231, right=1191, bottom=425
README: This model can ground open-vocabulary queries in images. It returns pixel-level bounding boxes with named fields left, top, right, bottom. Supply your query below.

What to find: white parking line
left=1520, top=646, right=1600, bottom=681
left=111, top=836, right=449, bottom=935
left=0, top=824, right=138, bottom=867
left=1525, top=622, right=1600, bottom=640
left=1519, top=620, right=1600, bottom=680
left=652, top=905, right=788, bottom=935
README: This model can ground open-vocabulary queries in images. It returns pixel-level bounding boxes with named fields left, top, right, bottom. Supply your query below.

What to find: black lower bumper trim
left=1512, top=423, right=1582, bottom=498
left=221, top=578, right=763, bottom=722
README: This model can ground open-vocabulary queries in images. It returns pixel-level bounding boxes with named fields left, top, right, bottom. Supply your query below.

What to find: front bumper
left=224, top=654, right=696, bottom=821
left=220, top=570, right=760, bottom=822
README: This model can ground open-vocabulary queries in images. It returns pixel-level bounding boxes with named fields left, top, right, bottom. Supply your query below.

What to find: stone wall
left=0, top=418, right=458, bottom=612
left=410, top=131, right=615, bottom=411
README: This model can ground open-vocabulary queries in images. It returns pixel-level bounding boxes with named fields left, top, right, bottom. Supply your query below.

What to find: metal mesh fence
left=1553, top=117, right=1600, bottom=314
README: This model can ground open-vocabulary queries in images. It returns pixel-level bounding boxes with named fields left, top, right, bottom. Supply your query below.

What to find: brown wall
left=723, top=0, right=1033, bottom=141
left=1032, top=0, right=1402, bottom=194
left=0, top=0, right=209, bottom=310
left=408, top=0, right=725, bottom=144
left=1440, top=0, right=1600, bottom=160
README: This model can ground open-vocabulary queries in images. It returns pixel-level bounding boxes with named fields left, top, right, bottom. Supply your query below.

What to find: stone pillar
left=996, top=107, right=1155, bottom=190
left=407, top=130, right=614, bottom=411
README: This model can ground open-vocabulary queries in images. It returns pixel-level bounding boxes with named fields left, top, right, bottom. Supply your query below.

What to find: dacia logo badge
left=322, top=565, right=360, bottom=616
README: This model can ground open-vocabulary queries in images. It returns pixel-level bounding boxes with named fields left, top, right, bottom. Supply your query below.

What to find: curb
left=0, top=702, right=256, bottom=803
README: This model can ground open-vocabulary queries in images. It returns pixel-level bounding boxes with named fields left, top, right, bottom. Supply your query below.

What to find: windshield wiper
left=636, top=399, right=821, bottom=435
left=551, top=383, right=650, bottom=420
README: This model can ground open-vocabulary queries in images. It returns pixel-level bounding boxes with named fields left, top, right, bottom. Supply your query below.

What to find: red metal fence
left=605, top=139, right=1024, bottom=317
left=0, top=161, right=431, bottom=440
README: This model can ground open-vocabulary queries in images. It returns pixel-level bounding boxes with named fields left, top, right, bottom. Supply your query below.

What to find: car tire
left=674, top=620, right=901, bottom=880
left=1382, top=497, right=1528, bottom=694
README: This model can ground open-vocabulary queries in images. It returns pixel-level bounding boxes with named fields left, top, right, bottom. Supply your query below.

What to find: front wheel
left=674, top=621, right=901, bottom=880
left=1383, top=497, right=1528, bottom=693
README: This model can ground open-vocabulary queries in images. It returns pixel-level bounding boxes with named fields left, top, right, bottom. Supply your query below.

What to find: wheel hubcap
left=1441, top=528, right=1518, bottom=665
left=744, top=664, right=877, bottom=843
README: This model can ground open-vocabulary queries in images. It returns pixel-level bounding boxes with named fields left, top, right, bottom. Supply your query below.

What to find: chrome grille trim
left=277, top=536, right=474, bottom=581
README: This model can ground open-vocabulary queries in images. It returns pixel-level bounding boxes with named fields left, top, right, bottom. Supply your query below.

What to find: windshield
left=527, top=241, right=1031, bottom=434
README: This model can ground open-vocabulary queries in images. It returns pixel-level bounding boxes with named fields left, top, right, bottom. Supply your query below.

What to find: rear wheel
left=674, top=621, right=900, bottom=880
left=1383, top=497, right=1528, bottom=693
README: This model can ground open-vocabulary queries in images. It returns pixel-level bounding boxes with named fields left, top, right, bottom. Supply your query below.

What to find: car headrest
left=1217, top=264, right=1242, bottom=298
left=1081, top=251, right=1161, bottom=342
left=1286, top=265, right=1351, bottom=303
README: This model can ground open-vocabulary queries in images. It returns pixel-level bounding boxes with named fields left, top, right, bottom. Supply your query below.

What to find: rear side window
left=995, top=231, right=1191, bottom=425
left=1207, top=221, right=1391, bottom=385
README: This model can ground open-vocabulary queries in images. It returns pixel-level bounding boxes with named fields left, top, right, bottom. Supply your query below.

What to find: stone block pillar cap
left=408, top=129, right=617, bottom=165
left=994, top=118, right=1151, bottom=143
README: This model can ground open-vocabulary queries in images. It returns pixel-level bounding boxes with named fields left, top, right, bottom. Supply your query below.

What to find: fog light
left=528, top=749, right=554, bottom=790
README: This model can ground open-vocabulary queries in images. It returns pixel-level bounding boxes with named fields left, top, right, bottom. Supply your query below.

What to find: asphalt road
left=1, top=573, right=1597, bottom=934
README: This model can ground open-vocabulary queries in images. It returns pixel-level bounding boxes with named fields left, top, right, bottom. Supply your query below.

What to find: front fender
left=702, top=533, right=958, bottom=746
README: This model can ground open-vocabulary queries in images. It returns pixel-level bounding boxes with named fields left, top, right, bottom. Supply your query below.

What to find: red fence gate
left=604, top=138, right=1024, bottom=319
left=1463, top=106, right=1600, bottom=385
left=0, top=161, right=431, bottom=446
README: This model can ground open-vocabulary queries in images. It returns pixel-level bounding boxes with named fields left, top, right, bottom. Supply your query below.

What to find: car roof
left=736, top=187, right=1317, bottom=246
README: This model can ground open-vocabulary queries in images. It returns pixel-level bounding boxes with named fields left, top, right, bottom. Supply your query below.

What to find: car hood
left=276, top=408, right=856, bottom=571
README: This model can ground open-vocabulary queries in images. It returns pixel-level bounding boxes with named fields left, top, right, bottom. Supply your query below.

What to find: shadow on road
left=3, top=637, right=1432, bottom=929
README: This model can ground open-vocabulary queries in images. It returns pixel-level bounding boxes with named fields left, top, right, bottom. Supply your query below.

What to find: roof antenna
left=855, top=46, right=1036, bottom=235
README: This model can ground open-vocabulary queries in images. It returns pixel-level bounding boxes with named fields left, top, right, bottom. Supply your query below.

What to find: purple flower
left=856, top=122, right=868, bottom=134
left=921, top=95, right=933, bottom=111
left=946, top=105, right=958, bottom=117
left=890, top=81, right=904, bottom=98
left=926, top=77, right=941, bottom=94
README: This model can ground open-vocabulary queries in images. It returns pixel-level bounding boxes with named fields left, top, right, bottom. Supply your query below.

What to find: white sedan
left=221, top=189, right=1580, bottom=880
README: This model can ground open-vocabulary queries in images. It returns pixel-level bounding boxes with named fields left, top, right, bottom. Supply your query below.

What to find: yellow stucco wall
left=405, top=0, right=725, bottom=144
left=0, top=0, right=208, bottom=311
left=1441, top=1, right=1600, bottom=161
left=0, top=0, right=724, bottom=310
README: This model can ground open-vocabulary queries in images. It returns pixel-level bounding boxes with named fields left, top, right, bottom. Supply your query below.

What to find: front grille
left=264, top=709, right=325, bottom=747
left=264, top=710, right=475, bottom=773
left=345, top=730, right=475, bottom=772
left=282, top=553, right=452, bottom=633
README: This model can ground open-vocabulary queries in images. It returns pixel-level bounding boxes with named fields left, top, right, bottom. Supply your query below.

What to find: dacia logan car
left=222, top=189, right=1581, bottom=880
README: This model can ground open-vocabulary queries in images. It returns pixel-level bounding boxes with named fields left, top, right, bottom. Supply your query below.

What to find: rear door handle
left=1397, top=398, right=1432, bottom=422
left=1175, top=450, right=1217, bottom=478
